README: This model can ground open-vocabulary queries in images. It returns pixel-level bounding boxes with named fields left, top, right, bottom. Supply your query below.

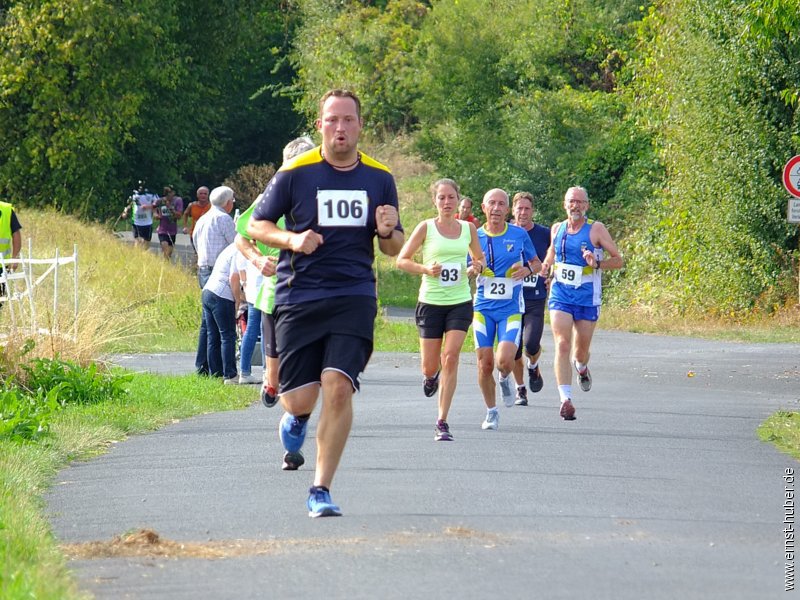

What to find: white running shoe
left=499, top=375, right=514, bottom=407
left=481, top=410, right=499, bottom=430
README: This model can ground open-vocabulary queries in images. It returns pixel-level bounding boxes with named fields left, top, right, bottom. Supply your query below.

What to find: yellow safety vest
left=0, top=201, right=13, bottom=257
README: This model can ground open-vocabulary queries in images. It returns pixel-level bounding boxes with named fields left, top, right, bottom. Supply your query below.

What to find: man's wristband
left=377, top=229, right=394, bottom=240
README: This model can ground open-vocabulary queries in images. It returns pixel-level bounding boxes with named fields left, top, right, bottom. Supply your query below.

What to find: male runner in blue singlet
left=541, top=186, right=623, bottom=421
left=473, top=189, right=538, bottom=431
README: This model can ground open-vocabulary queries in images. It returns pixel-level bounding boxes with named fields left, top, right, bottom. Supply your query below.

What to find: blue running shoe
left=279, top=412, right=308, bottom=453
left=307, top=486, right=342, bottom=518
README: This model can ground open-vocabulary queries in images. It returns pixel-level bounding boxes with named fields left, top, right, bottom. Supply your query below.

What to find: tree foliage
left=0, top=0, right=301, bottom=218
left=616, top=0, right=800, bottom=314
left=412, top=0, right=647, bottom=218
left=1, top=0, right=799, bottom=314
left=0, top=0, right=177, bottom=215
left=291, top=0, right=427, bottom=132
left=742, top=0, right=800, bottom=107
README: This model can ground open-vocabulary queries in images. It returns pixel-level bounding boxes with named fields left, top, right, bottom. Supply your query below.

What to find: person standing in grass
left=540, top=186, right=623, bottom=421
left=396, top=178, right=485, bottom=441
left=235, top=136, right=316, bottom=406
left=0, top=200, right=22, bottom=301
left=234, top=250, right=264, bottom=385
left=192, top=186, right=236, bottom=375
left=247, top=89, right=403, bottom=518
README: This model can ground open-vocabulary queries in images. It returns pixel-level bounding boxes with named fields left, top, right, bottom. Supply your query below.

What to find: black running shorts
left=274, top=295, right=377, bottom=393
left=132, top=224, right=153, bottom=241
left=415, top=300, right=473, bottom=339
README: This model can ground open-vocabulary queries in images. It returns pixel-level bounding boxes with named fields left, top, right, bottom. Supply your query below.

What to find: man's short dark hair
left=319, top=89, right=362, bottom=120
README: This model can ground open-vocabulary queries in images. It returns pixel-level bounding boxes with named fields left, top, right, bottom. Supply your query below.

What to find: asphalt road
left=115, top=230, right=196, bottom=269
left=46, top=331, right=800, bottom=599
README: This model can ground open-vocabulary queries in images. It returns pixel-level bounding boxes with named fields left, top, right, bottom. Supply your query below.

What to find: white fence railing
left=0, top=240, right=78, bottom=341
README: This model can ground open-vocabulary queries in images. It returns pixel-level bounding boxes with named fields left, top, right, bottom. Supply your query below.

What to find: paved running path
left=47, top=331, right=800, bottom=599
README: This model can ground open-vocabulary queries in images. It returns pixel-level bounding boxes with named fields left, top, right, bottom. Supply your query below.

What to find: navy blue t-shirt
left=520, top=222, right=551, bottom=301
left=252, top=147, right=402, bottom=305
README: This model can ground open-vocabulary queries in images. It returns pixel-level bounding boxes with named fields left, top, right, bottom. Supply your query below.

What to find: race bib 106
left=317, top=189, right=368, bottom=227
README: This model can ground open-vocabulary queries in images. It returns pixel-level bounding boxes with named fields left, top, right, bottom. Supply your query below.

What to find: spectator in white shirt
left=192, top=186, right=236, bottom=375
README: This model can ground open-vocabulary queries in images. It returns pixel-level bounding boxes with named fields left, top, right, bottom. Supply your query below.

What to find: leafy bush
left=223, top=163, right=277, bottom=213
left=616, top=0, right=800, bottom=315
left=1, top=356, right=131, bottom=441
left=22, top=358, right=131, bottom=408
left=0, top=385, right=60, bottom=442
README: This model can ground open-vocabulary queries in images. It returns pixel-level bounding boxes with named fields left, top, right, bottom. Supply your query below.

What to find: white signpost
left=788, top=198, right=800, bottom=224
left=783, top=156, right=800, bottom=303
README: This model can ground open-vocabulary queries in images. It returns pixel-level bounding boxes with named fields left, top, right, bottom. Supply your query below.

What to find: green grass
left=758, top=412, right=800, bottom=462
left=0, top=373, right=255, bottom=600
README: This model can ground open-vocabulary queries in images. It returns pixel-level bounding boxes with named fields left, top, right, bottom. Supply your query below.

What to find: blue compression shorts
left=548, top=300, right=600, bottom=322
left=472, top=309, right=522, bottom=349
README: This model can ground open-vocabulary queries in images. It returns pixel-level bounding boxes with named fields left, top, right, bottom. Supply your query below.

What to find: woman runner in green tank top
left=396, top=178, right=485, bottom=441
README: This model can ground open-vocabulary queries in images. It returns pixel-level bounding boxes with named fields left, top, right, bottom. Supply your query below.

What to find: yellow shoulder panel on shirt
left=360, top=152, right=392, bottom=173
left=277, top=147, right=392, bottom=174
left=278, top=147, right=323, bottom=172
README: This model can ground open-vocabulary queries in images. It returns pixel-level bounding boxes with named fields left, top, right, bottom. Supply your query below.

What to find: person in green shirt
left=234, top=136, right=315, bottom=408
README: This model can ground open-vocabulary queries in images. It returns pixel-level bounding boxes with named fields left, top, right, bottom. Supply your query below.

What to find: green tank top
left=418, top=219, right=472, bottom=306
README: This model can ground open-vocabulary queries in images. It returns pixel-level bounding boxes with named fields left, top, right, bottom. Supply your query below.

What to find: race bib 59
left=554, top=262, right=582, bottom=287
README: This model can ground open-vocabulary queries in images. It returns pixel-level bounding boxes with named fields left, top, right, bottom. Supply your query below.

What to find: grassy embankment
left=2, top=143, right=800, bottom=599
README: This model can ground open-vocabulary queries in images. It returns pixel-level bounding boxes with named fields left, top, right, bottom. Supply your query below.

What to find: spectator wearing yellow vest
left=0, top=200, right=22, bottom=273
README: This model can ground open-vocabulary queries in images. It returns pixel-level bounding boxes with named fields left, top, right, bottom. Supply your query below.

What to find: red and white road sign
left=783, top=155, right=800, bottom=198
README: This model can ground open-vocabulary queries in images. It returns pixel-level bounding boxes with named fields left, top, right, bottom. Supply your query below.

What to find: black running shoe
left=514, top=386, right=528, bottom=406
left=261, top=384, right=278, bottom=408
left=528, top=364, right=544, bottom=393
left=423, top=370, right=440, bottom=397
left=282, top=450, right=305, bottom=471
